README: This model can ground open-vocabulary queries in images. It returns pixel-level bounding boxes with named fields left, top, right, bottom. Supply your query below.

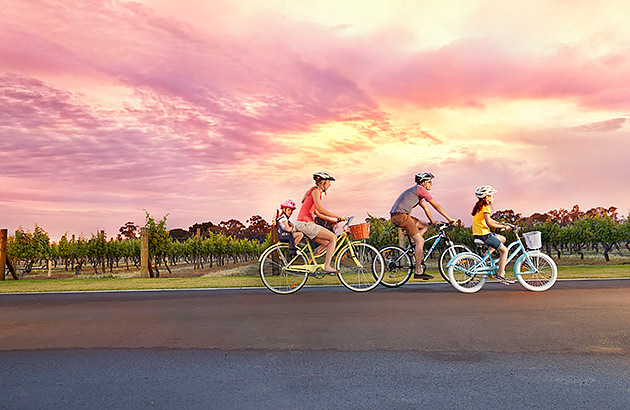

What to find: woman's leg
left=314, top=228, right=337, bottom=271
left=293, top=231, right=304, bottom=246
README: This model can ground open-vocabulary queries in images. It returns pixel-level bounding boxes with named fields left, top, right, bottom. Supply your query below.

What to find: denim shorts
left=474, top=233, right=502, bottom=250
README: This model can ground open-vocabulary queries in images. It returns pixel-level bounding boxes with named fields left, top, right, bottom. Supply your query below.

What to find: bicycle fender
left=258, top=244, right=278, bottom=263
left=513, top=251, right=541, bottom=276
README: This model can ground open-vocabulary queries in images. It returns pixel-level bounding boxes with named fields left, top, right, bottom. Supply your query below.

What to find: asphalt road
left=1, top=279, right=629, bottom=409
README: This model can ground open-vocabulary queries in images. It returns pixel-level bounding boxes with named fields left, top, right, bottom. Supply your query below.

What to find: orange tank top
left=297, top=187, right=319, bottom=222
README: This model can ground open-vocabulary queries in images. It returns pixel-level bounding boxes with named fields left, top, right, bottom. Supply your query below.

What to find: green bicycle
left=258, top=218, right=385, bottom=294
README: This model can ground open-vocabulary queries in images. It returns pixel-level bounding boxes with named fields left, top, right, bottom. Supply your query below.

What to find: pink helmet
left=280, top=199, right=296, bottom=210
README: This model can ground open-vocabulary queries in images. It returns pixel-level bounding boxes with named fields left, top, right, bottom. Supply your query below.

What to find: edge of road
left=1, top=277, right=629, bottom=296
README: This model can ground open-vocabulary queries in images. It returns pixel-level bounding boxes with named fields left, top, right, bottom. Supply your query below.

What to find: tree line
left=5, top=205, right=630, bottom=278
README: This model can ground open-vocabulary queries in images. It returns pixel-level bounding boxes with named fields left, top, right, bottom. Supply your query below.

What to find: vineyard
left=1, top=213, right=265, bottom=279
left=2, top=207, right=630, bottom=280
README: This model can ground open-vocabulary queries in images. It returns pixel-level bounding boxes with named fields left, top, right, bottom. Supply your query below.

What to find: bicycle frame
left=389, top=228, right=449, bottom=265
left=449, top=230, right=540, bottom=278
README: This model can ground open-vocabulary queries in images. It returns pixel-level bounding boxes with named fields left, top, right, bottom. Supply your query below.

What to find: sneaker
left=413, top=273, right=434, bottom=280
left=495, top=275, right=514, bottom=285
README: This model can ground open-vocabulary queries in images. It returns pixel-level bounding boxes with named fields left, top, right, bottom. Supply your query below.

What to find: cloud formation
left=1, top=0, right=630, bottom=239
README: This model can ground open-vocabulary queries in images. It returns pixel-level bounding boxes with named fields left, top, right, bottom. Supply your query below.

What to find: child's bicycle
left=258, top=217, right=385, bottom=294
left=446, top=223, right=558, bottom=293
left=379, top=223, right=471, bottom=287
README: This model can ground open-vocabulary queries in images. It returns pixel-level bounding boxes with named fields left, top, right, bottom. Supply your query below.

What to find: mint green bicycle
left=447, top=223, right=558, bottom=293
left=258, top=218, right=385, bottom=294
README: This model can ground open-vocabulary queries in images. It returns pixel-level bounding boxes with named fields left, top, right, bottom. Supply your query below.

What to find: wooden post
left=195, top=228, right=201, bottom=270
left=140, top=227, right=149, bottom=278
left=71, top=234, right=75, bottom=271
left=0, top=229, right=7, bottom=281
left=47, top=259, right=52, bottom=277
left=100, top=230, right=106, bottom=275
left=398, top=227, right=406, bottom=247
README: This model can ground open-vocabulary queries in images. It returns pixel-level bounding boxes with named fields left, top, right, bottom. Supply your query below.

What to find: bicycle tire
left=438, top=244, right=473, bottom=282
left=259, top=244, right=309, bottom=294
left=447, top=253, right=487, bottom=293
left=336, top=242, right=384, bottom=292
left=379, top=244, right=413, bottom=287
left=515, top=252, right=558, bottom=291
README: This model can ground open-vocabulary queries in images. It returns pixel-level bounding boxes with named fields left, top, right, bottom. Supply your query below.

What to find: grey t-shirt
left=390, top=185, right=433, bottom=214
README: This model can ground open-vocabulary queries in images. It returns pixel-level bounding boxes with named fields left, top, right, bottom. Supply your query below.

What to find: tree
left=189, top=221, right=218, bottom=236
left=492, top=209, right=522, bottom=223
left=118, top=222, right=139, bottom=240
left=169, top=228, right=191, bottom=241
left=219, top=219, right=245, bottom=238
left=243, top=215, right=270, bottom=241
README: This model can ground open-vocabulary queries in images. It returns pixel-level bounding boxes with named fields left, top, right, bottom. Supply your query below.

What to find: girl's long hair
left=471, top=198, right=489, bottom=216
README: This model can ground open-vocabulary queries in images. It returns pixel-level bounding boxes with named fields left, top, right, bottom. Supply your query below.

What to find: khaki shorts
left=390, top=213, right=420, bottom=237
left=294, top=221, right=321, bottom=240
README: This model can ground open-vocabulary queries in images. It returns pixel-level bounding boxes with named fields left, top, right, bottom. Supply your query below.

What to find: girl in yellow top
left=471, top=185, right=513, bottom=284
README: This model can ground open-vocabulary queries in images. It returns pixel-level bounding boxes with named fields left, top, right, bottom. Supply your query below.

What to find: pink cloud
left=570, top=118, right=627, bottom=132
left=369, top=39, right=630, bottom=110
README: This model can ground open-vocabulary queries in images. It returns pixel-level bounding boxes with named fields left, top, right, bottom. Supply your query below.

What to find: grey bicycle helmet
left=475, top=185, right=498, bottom=199
left=415, top=172, right=434, bottom=185
left=313, top=171, right=335, bottom=182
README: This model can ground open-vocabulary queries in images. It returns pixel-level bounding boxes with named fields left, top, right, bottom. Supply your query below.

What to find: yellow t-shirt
left=472, top=204, right=492, bottom=236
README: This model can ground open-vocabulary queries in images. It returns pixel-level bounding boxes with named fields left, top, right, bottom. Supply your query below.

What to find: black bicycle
left=379, top=223, right=471, bottom=287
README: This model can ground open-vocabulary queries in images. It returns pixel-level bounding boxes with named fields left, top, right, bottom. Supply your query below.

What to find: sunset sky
left=2, top=0, right=629, bottom=240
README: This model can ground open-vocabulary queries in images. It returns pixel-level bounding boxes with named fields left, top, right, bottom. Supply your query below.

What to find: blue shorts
left=474, top=233, right=502, bottom=250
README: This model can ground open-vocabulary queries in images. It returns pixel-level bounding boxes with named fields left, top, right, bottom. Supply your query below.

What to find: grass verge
left=0, top=264, right=628, bottom=293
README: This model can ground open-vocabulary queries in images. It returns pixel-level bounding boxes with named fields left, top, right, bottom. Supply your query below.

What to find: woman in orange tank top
left=294, top=172, right=344, bottom=274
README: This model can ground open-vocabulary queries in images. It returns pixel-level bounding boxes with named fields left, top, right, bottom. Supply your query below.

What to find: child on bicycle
left=295, top=171, right=345, bottom=274
left=390, top=172, right=457, bottom=280
left=472, top=185, right=513, bottom=285
left=275, top=199, right=304, bottom=255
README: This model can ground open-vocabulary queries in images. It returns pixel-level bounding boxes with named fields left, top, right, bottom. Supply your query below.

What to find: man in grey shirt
left=390, top=172, right=456, bottom=280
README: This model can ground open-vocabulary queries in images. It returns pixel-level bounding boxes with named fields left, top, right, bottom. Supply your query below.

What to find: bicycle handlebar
left=435, top=222, right=456, bottom=231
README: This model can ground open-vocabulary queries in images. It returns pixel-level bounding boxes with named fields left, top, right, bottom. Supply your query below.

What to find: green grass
left=0, top=264, right=628, bottom=293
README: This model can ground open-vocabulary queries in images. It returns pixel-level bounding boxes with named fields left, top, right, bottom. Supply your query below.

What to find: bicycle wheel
left=515, top=252, right=558, bottom=291
left=336, top=242, right=385, bottom=292
left=438, top=244, right=472, bottom=282
left=379, top=244, right=413, bottom=287
left=259, top=244, right=309, bottom=294
left=447, top=253, right=486, bottom=293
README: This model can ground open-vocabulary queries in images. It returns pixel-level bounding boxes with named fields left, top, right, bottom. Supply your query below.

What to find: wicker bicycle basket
left=348, top=223, right=371, bottom=240
left=522, top=231, right=542, bottom=249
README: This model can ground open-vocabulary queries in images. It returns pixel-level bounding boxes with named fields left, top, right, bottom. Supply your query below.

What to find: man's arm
left=419, top=201, right=436, bottom=224
left=427, top=199, right=456, bottom=223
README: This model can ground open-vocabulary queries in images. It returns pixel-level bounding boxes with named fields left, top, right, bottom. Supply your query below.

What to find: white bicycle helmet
left=313, top=171, right=335, bottom=182
left=415, top=172, right=434, bottom=185
left=475, top=185, right=498, bottom=199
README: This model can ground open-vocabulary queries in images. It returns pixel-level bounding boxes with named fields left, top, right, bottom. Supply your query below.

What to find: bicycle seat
left=474, top=239, right=489, bottom=254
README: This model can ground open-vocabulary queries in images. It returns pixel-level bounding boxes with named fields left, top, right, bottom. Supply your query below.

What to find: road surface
left=1, top=279, right=629, bottom=409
